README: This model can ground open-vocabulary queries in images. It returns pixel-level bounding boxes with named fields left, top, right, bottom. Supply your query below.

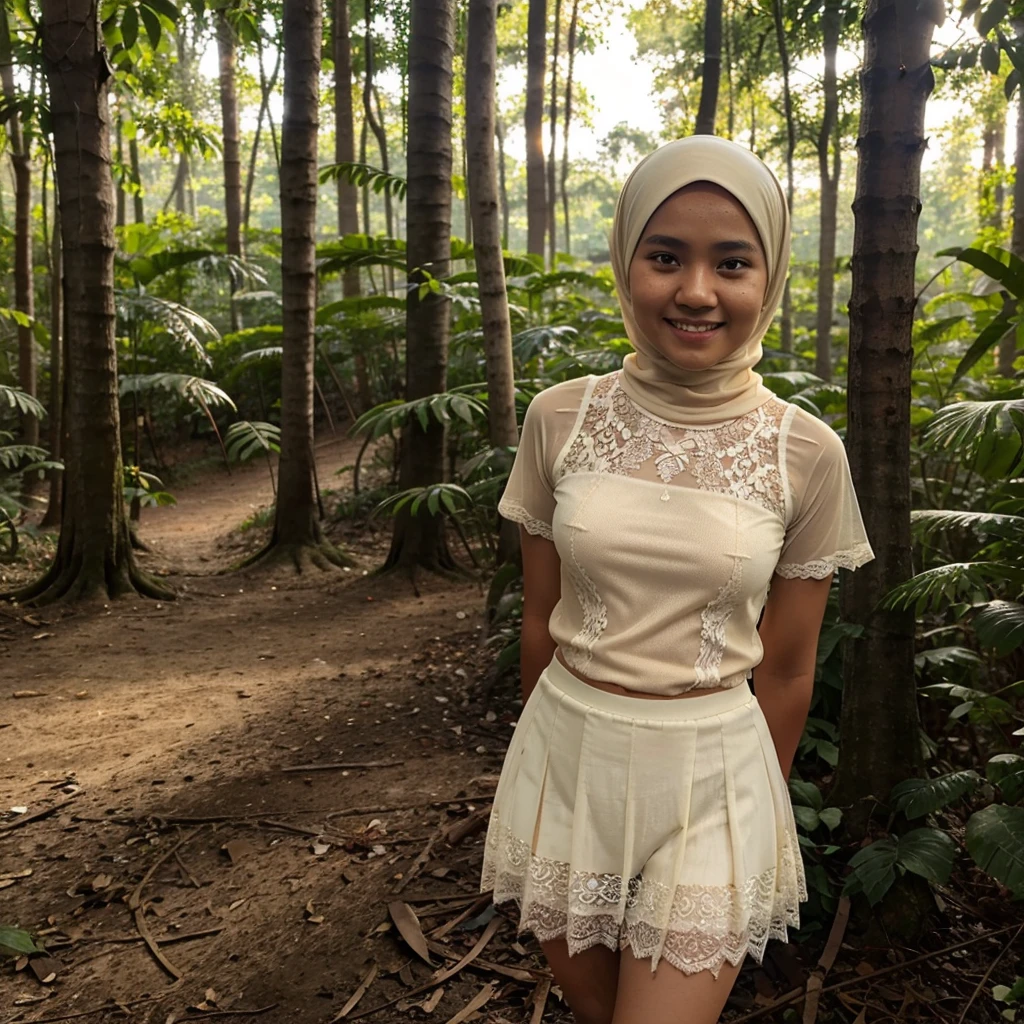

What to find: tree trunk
left=364, top=0, right=394, bottom=241
left=217, top=11, right=242, bottom=331
left=546, top=0, right=561, bottom=268
left=129, top=135, right=144, bottom=223
left=41, top=177, right=63, bottom=529
left=832, top=0, right=941, bottom=831
left=115, top=113, right=126, bottom=227
left=16, top=0, right=170, bottom=604
left=497, top=116, right=510, bottom=248
left=467, top=0, right=519, bottom=564
left=772, top=0, right=795, bottom=352
left=525, top=0, right=546, bottom=260
left=0, top=3, right=37, bottom=455
left=814, top=0, right=841, bottom=382
left=259, top=0, right=349, bottom=571
left=695, top=0, right=723, bottom=135
left=384, top=0, right=456, bottom=575
left=724, top=0, right=735, bottom=139
left=999, top=59, right=1024, bottom=378
left=244, top=41, right=281, bottom=236
left=561, top=0, right=579, bottom=256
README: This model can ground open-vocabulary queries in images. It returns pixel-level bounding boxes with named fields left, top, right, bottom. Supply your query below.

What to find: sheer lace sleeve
left=498, top=378, right=589, bottom=541
left=775, top=409, right=874, bottom=580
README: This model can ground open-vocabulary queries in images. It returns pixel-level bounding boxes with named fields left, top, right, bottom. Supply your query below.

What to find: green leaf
left=890, top=771, right=983, bottom=818
left=966, top=804, right=1024, bottom=894
left=793, top=805, right=821, bottom=831
left=140, top=0, right=179, bottom=21
left=1005, top=67, right=1021, bottom=100
left=816, top=740, right=839, bottom=767
left=844, top=839, right=898, bottom=905
left=953, top=308, right=1015, bottom=383
left=979, top=0, right=1009, bottom=36
left=974, top=601, right=1024, bottom=655
left=789, top=779, right=823, bottom=811
left=897, top=828, right=957, bottom=884
left=818, top=807, right=843, bottom=831
left=0, top=926, right=39, bottom=956
left=138, top=3, right=161, bottom=47
left=121, top=4, right=139, bottom=48
left=987, top=753, right=1024, bottom=802
left=982, top=40, right=1002, bottom=72
left=494, top=639, right=521, bottom=677
left=0, top=384, right=46, bottom=420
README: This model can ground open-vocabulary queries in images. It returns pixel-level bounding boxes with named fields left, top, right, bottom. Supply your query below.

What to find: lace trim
left=774, top=542, right=875, bottom=580
left=559, top=373, right=788, bottom=519
left=481, top=822, right=807, bottom=979
left=695, top=556, right=744, bottom=686
left=498, top=498, right=553, bottom=541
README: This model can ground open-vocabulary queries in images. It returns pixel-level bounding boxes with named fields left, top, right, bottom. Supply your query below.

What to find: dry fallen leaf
left=221, top=839, right=256, bottom=865
left=421, top=986, right=445, bottom=1012
left=91, top=874, right=112, bottom=891
left=388, top=901, right=433, bottom=967
left=31, top=632, right=55, bottom=641
left=305, top=900, right=325, bottom=925
left=311, top=839, right=330, bottom=856
left=12, top=691, right=45, bottom=699
left=29, top=957, right=60, bottom=985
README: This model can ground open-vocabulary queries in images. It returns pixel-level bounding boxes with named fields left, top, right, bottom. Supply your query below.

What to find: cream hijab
left=610, top=136, right=790, bottom=424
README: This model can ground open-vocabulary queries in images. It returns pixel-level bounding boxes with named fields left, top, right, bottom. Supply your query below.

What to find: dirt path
left=0, top=443, right=545, bottom=1024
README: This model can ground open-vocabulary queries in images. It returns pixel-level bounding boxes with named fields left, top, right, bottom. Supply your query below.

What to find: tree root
left=236, top=537, right=355, bottom=574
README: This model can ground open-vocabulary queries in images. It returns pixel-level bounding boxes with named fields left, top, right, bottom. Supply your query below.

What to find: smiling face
left=626, top=182, right=769, bottom=372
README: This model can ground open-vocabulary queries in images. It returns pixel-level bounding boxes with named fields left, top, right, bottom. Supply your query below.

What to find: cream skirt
left=480, top=657, right=807, bottom=979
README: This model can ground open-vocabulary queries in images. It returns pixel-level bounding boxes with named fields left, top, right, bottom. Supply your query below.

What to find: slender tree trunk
left=772, top=0, right=795, bottom=351
left=546, top=0, right=561, bottom=268
left=385, top=0, right=456, bottom=574
left=244, top=42, right=282, bottom=236
left=0, top=4, right=37, bottom=455
left=115, top=113, right=126, bottom=227
left=467, top=0, right=519, bottom=563
left=815, top=0, right=840, bottom=382
left=496, top=116, right=510, bottom=248
left=695, top=0, right=723, bottom=135
left=832, top=0, right=942, bottom=830
left=129, top=135, right=144, bottom=223
left=261, top=0, right=349, bottom=571
left=725, top=0, right=735, bottom=139
left=525, top=0, right=546, bottom=260
left=41, top=173, right=63, bottom=529
left=560, top=0, right=579, bottom=256
left=364, top=1, right=394, bottom=242
left=217, top=11, right=242, bottom=332
left=17, top=0, right=170, bottom=604
left=998, top=60, right=1022, bottom=378
left=334, top=0, right=371, bottom=412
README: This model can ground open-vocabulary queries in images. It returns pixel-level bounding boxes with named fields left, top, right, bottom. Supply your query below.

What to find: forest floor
left=0, top=436, right=1020, bottom=1024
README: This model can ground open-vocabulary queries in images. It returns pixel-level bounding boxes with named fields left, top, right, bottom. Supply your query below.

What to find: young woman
left=480, top=136, right=874, bottom=1024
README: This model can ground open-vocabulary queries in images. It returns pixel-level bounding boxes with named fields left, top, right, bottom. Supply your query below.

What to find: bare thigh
left=541, top=939, right=620, bottom=1024
left=610, top=947, right=743, bottom=1024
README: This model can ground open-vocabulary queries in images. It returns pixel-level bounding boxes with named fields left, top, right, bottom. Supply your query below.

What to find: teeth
left=669, top=320, right=720, bottom=333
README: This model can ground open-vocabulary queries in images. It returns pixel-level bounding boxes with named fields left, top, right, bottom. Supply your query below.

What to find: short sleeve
left=498, top=392, right=557, bottom=541
left=775, top=411, right=874, bottom=580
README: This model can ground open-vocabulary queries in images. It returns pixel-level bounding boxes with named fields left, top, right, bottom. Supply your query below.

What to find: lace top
left=499, top=372, right=874, bottom=695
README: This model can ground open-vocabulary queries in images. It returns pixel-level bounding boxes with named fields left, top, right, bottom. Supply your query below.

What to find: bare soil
left=1, top=439, right=1019, bottom=1024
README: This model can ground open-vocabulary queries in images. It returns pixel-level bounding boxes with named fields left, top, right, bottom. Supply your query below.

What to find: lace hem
left=481, top=823, right=806, bottom=979
left=498, top=498, right=554, bottom=541
left=774, top=542, right=875, bottom=580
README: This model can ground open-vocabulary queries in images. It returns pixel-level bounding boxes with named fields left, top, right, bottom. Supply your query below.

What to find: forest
left=0, top=0, right=1023, bottom=1021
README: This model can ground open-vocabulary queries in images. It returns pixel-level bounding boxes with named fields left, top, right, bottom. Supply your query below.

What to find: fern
left=883, top=562, right=1021, bottom=613
left=920, top=399, right=1024, bottom=461
left=0, top=384, right=45, bottom=420
left=317, top=162, right=408, bottom=199
left=911, top=508, right=1024, bottom=540
left=116, top=290, right=220, bottom=360
left=119, top=373, right=236, bottom=411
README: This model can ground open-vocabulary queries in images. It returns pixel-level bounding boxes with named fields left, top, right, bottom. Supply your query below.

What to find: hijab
left=609, top=136, right=790, bottom=424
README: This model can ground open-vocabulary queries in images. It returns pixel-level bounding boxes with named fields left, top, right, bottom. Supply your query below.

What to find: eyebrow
left=641, top=234, right=759, bottom=254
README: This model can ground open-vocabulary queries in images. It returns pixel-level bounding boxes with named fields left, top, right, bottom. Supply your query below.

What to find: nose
left=674, top=264, right=716, bottom=311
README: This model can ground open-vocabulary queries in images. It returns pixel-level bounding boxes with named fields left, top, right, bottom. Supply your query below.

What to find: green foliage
left=965, top=805, right=1024, bottom=895
left=318, top=162, right=408, bottom=200
left=0, top=926, right=39, bottom=958
left=119, top=373, right=236, bottom=412
left=225, top=421, right=281, bottom=464
left=890, top=771, right=983, bottom=819
left=843, top=829, right=957, bottom=905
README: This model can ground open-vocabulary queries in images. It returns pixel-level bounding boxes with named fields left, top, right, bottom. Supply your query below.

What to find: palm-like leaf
left=115, top=290, right=219, bottom=361
left=237, top=346, right=284, bottom=364
left=911, top=509, right=1024, bottom=541
left=965, top=804, right=1024, bottom=895
left=119, top=373, right=236, bottom=411
left=914, top=645, right=982, bottom=671
left=318, top=162, right=408, bottom=199
left=889, top=770, right=982, bottom=818
left=973, top=600, right=1024, bottom=655
left=0, top=384, right=45, bottom=420
left=352, top=390, right=488, bottom=440
left=0, top=443, right=49, bottom=470
left=225, top=420, right=281, bottom=463
left=920, top=399, right=1024, bottom=461
left=883, top=562, right=1021, bottom=613
left=316, top=295, right=406, bottom=324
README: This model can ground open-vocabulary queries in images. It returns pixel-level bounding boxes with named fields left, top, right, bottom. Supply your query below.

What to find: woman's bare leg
left=610, top=947, right=743, bottom=1024
left=540, top=940, right=620, bottom=1024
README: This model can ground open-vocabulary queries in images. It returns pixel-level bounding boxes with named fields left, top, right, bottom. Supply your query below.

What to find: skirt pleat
left=480, top=657, right=808, bottom=979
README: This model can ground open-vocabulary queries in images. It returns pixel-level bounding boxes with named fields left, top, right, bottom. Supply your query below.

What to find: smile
left=665, top=319, right=724, bottom=335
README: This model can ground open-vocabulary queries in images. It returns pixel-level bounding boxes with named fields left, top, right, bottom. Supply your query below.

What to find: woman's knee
left=540, top=940, right=618, bottom=1024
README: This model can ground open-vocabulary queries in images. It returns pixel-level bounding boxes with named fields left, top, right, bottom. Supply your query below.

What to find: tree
left=772, top=0, right=795, bottom=352
left=560, top=0, right=579, bottom=254
left=466, top=0, right=518, bottom=563
left=216, top=10, right=243, bottom=331
left=15, top=0, right=171, bottom=604
left=525, top=0, right=546, bottom=260
left=546, top=0, right=561, bottom=267
left=695, top=0, right=723, bottom=134
left=256, top=0, right=349, bottom=570
left=384, top=0, right=456, bottom=574
left=833, top=0, right=945, bottom=827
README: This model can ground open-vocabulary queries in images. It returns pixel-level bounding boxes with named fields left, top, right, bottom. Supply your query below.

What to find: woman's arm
left=755, top=573, right=833, bottom=780
left=519, top=528, right=561, bottom=703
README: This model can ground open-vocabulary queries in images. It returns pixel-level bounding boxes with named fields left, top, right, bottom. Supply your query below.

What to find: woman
left=481, top=136, right=873, bottom=1024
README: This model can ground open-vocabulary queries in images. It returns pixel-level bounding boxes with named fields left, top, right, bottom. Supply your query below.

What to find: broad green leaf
left=818, top=807, right=843, bottom=832
left=494, top=639, right=520, bottom=677
left=844, top=839, right=898, bottom=905
left=138, top=3, right=161, bottom=47
left=792, top=805, right=820, bottom=831
left=890, top=771, right=983, bottom=818
left=987, top=753, right=1024, bottom=802
left=121, top=4, right=138, bottom=48
left=978, top=0, right=1009, bottom=37
left=789, top=779, right=823, bottom=811
left=974, top=601, right=1024, bottom=656
left=141, top=0, right=179, bottom=21
left=897, top=828, right=957, bottom=885
left=0, top=926, right=39, bottom=956
left=965, top=804, right=1024, bottom=894
left=953, top=308, right=1014, bottom=384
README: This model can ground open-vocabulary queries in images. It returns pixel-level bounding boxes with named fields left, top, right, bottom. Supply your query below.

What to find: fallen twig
left=3, top=987, right=181, bottom=1024
left=803, top=896, right=850, bottom=1024
left=443, top=982, right=495, bottom=1024
left=331, top=964, right=379, bottom=1021
left=429, top=894, right=492, bottom=940
left=178, top=1007, right=278, bottom=1020
left=393, top=818, right=443, bottom=895
left=0, top=794, right=81, bottom=837
left=955, top=922, right=1024, bottom=1024
left=282, top=760, right=404, bottom=773
left=175, top=850, right=203, bottom=888
left=529, top=979, right=551, bottom=1024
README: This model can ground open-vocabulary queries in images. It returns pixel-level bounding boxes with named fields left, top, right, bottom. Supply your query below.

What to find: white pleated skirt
left=480, top=657, right=807, bottom=979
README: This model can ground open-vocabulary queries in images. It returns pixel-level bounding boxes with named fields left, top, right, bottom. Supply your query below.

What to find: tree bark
left=243, top=41, right=281, bottom=236
left=129, top=135, right=144, bottom=223
left=695, top=0, right=723, bottom=135
left=724, top=0, right=735, bottom=138
left=496, top=116, right=510, bottom=248
left=467, top=0, right=519, bottom=564
left=546, top=0, right=561, bottom=268
left=525, top=0, right=546, bottom=260
left=41, top=174, right=63, bottom=529
left=16, top=0, right=170, bottom=604
left=832, top=0, right=941, bottom=831
left=814, top=0, right=841, bottom=382
left=0, top=3, right=37, bottom=455
left=560, top=0, right=579, bottom=256
left=772, top=0, right=795, bottom=352
left=364, top=0, right=394, bottom=241
left=217, top=11, right=242, bottom=331
left=384, top=0, right=456, bottom=575
left=115, top=113, right=126, bottom=227
left=260, top=0, right=349, bottom=571
left=999, top=49, right=1024, bottom=378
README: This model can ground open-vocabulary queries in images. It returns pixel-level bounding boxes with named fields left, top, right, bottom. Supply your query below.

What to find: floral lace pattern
left=497, top=497, right=553, bottom=541
left=695, top=556, right=744, bottom=686
left=774, top=542, right=875, bottom=579
left=559, top=373, right=788, bottom=520
left=482, top=822, right=806, bottom=979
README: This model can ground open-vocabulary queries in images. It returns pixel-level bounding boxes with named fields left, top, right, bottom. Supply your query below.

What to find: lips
left=665, top=318, right=724, bottom=335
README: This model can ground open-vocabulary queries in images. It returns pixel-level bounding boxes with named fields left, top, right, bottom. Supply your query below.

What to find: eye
left=719, top=258, right=749, bottom=272
left=648, top=252, right=678, bottom=267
